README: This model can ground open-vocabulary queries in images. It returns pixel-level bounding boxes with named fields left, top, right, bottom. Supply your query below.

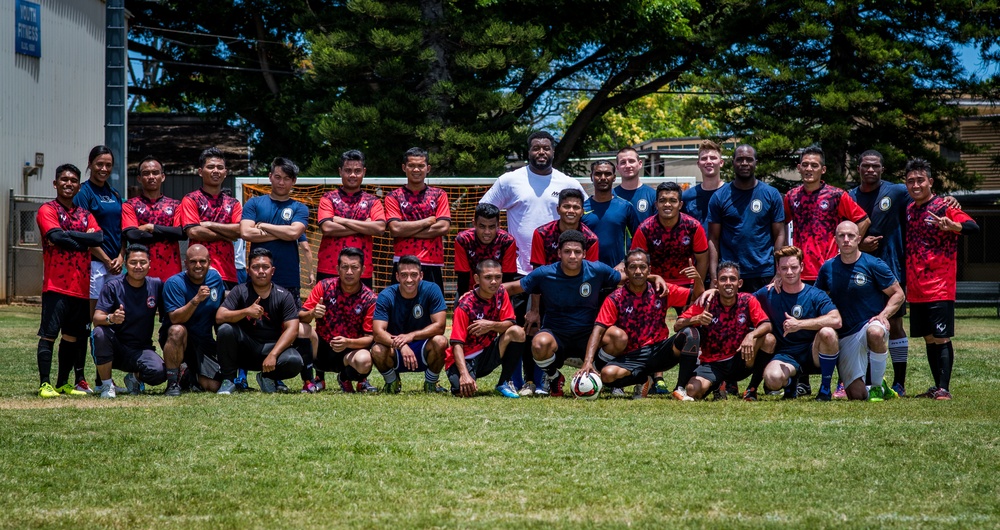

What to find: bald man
left=161, top=244, right=227, bottom=393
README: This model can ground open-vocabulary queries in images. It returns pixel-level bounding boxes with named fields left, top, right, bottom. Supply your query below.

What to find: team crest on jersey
left=579, top=283, right=592, bottom=297
left=681, top=236, right=691, bottom=246
left=637, top=199, right=649, bottom=212
left=654, top=300, right=662, bottom=309
left=879, top=197, right=891, bottom=212
left=819, top=200, right=830, bottom=210
left=354, top=304, right=363, bottom=314
left=413, top=304, right=424, bottom=319
left=429, top=200, right=437, bottom=208
left=854, top=273, right=868, bottom=286
left=738, top=314, right=747, bottom=324
left=359, top=201, right=368, bottom=209
left=791, top=305, right=803, bottom=319
left=210, top=288, right=218, bottom=301
left=146, top=296, right=157, bottom=309
left=281, top=208, right=293, bottom=221
left=751, top=199, right=763, bottom=213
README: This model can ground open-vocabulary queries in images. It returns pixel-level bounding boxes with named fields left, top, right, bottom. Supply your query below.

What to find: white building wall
left=0, top=0, right=106, bottom=299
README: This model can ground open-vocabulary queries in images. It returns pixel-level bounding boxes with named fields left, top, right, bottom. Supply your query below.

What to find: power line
left=131, top=57, right=299, bottom=75
left=131, top=25, right=290, bottom=46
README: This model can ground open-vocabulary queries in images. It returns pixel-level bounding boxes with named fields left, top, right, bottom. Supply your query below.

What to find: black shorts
left=606, top=335, right=680, bottom=378
left=158, top=326, right=220, bottom=380
left=317, top=271, right=373, bottom=289
left=38, top=291, right=90, bottom=340
left=738, top=276, right=771, bottom=294
left=910, top=301, right=955, bottom=338
left=314, top=341, right=369, bottom=373
left=447, top=338, right=503, bottom=393
left=540, top=328, right=591, bottom=367
left=693, top=356, right=753, bottom=388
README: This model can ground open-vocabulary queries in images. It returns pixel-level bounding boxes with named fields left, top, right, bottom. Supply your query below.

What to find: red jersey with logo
left=596, top=282, right=691, bottom=353
left=178, top=189, right=242, bottom=282
left=679, top=292, right=769, bottom=363
left=37, top=201, right=100, bottom=298
left=122, top=195, right=182, bottom=281
left=384, top=185, right=451, bottom=266
left=905, top=196, right=974, bottom=303
left=453, top=228, right=518, bottom=289
left=630, top=213, right=708, bottom=285
left=530, top=220, right=600, bottom=267
left=446, top=286, right=515, bottom=369
left=784, top=182, right=868, bottom=281
left=301, top=278, right=377, bottom=343
left=317, top=189, right=385, bottom=278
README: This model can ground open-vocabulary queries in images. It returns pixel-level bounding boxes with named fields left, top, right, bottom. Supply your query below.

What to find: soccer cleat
left=313, top=378, right=327, bottom=392
left=881, top=380, right=899, bottom=400
left=99, top=382, right=116, bottom=399
left=719, top=381, right=738, bottom=400
left=233, top=369, right=249, bottom=390
left=672, top=387, right=694, bottom=402
left=301, top=380, right=319, bottom=394
left=383, top=378, right=401, bottom=395
left=338, top=373, right=356, bottom=394
left=833, top=382, right=847, bottom=399
left=74, top=380, right=95, bottom=394
left=518, top=381, right=536, bottom=397
left=217, top=380, right=237, bottom=395
left=496, top=381, right=520, bottom=399
left=915, top=387, right=939, bottom=399
left=549, top=373, right=566, bottom=398
left=256, top=372, right=278, bottom=394
left=610, top=386, right=626, bottom=398
left=55, top=383, right=86, bottom=396
left=423, top=381, right=448, bottom=394
left=124, top=373, right=145, bottom=395
left=534, top=377, right=551, bottom=396
left=275, top=380, right=290, bottom=393
left=891, top=382, right=906, bottom=398
left=164, top=381, right=181, bottom=397
left=356, top=379, right=379, bottom=393
left=633, top=377, right=653, bottom=400
left=933, top=388, right=952, bottom=400
left=868, top=384, right=884, bottom=402
left=796, top=381, right=812, bottom=397
left=782, top=379, right=798, bottom=400
left=815, top=389, right=832, bottom=402
left=38, top=382, right=59, bottom=398
left=743, top=387, right=758, bottom=402
left=654, top=379, right=671, bottom=395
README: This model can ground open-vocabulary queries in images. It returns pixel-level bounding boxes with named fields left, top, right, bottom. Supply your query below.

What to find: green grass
left=1, top=304, right=998, bottom=529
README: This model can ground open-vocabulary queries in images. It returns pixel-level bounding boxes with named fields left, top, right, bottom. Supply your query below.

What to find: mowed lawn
left=0, top=305, right=998, bottom=529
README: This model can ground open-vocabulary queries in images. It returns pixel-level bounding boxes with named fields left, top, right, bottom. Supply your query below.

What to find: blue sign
left=15, top=0, right=41, bottom=58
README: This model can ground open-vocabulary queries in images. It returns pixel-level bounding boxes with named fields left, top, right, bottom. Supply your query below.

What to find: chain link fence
left=7, top=190, right=48, bottom=303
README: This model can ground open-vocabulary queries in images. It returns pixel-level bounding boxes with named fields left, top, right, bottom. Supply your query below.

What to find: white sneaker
left=672, top=386, right=694, bottom=402
left=518, top=381, right=536, bottom=397
left=98, top=383, right=116, bottom=399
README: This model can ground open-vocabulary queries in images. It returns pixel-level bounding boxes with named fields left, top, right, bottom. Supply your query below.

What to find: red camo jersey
left=529, top=220, right=600, bottom=267
left=630, top=213, right=708, bottom=285
left=178, top=189, right=242, bottom=282
left=446, top=286, right=515, bottom=369
left=679, top=292, right=768, bottom=363
left=905, top=196, right=974, bottom=303
left=596, top=282, right=691, bottom=353
left=316, top=189, right=385, bottom=278
left=37, top=201, right=100, bottom=298
left=122, top=195, right=182, bottom=280
left=453, top=228, right=518, bottom=289
left=301, top=278, right=377, bottom=343
left=784, top=183, right=867, bottom=281
left=384, top=186, right=451, bottom=265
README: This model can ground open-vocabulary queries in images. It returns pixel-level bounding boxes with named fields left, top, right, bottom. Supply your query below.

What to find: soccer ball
left=572, top=372, right=603, bottom=400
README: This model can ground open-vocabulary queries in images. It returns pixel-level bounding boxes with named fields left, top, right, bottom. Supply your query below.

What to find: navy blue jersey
left=849, top=181, right=910, bottom=286
left=521, top=260, right=621, bottom=335
left=221, top=282, right=299, bottom=343
left=373, top=281, right=448, bottom=336
left=815, top=253, right=897, bottom=337
left=242, top=196, right=310, bottom=291
left=162, top=269, right=225, bottom=340
left=96, top=276, right=163, bottom=349
left=682, top=183, right=725, bottom=233
left=754, top=284, right=837, bottom=355
left=582, top=196, right=640, bottom=267
left=708, top=181, right=785, bottom=279
left=613, top=184, right=658, bottom=221
left=74, top=179, right=122, bottom=261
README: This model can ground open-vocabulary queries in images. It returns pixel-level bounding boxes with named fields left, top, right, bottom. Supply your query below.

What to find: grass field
left=1, top=304, right=998, bottom=529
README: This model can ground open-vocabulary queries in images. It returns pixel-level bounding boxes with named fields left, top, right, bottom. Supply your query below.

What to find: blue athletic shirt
left=814, top=253, right=897, bottom=337
left=74, top=179, right=122, bottom=261
left=708, top=181, right=785, bottom=279
left=582, top=196, right=640, bottom=267
left=373, top=281, right=448, bottom=336
left=242, top=195, right=310, bottom=291
left=162, top=269, right=225, bottom=340
left=682, top=183, right=726, bottom=233
left=521, top=260, right=621, bottom=335
left=96, top=276, right=163, bottom=350
left=849, top=180, right=910, bottom=286
left=613, top=184, right=658, bottom=222
left=754, top=284, right=837, bottom=355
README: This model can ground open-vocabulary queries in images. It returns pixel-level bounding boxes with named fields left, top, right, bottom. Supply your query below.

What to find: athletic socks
left=938, top=342, right=954, bottom=391
left=498, top=346, right=520, bottom=384
left=926, top=343, right=942, bottom=388
left=747, top=351, right=774, bottom=391
left=315, top=369, right=326, bottom=382
left=424, top=369, right=439, bottom=384
left=889, top=338, right=908, bottom=387
left=869, top=349, right=888, bottom=386
left=522, top=348, right=539, bottom=383
left=295, top=338, right=313, bottom=381
left=166, top=368, right=179, bottom=384
left=818, top=352, right=839, bottom=394
left=55, top=340, right=75, bottom=387
left=380, top=368, right=398, bottom=385
left=534, top=354, right=559, bottom=378
left=36, top=339, right=53, bottom=386
left=675, top=352, right=697, bottom=390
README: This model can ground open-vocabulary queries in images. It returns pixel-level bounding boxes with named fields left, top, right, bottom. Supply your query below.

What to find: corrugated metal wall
left=0, top=0, right=106, bottom=299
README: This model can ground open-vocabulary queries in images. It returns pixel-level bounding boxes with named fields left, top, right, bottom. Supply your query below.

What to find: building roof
left=126, top=113, right=249, bottom=176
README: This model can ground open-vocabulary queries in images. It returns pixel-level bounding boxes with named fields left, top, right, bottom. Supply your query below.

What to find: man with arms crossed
left=179, top=147, right=242, bottom=289
left=121, top=155, right=186, bottom=281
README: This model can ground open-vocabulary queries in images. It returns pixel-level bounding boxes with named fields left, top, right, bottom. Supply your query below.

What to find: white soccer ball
left=572, top=372, right=603, bottom=400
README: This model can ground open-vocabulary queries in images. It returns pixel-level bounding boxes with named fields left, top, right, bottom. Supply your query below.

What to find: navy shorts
left=540, top=328, right=591, bottom=367
left=393, top=339, right=430, bottom=373
left=772, top=345, right=819, bottom=376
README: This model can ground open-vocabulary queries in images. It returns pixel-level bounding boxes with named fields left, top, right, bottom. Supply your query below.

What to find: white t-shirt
left=479, top=166, right=587, bottom=275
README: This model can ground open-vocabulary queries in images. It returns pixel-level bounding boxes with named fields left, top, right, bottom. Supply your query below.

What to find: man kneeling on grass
left=215, top=247, right=304, bottom=394
left=447, top=259, right=525, bottom=398
left=92, top=244, right=177, bottom=398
